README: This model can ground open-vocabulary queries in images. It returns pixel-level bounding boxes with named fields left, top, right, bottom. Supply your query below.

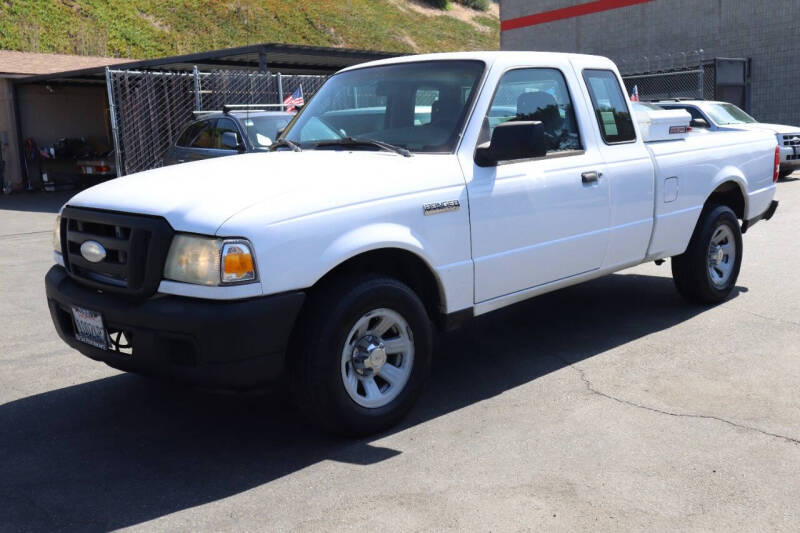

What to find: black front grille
left=61, top=207, right=173, bottom=298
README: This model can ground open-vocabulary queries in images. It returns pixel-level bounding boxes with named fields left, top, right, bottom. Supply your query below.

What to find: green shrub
left=421, top=0, right=449, bottom=8
left=455, top=0, right=490, bottom=10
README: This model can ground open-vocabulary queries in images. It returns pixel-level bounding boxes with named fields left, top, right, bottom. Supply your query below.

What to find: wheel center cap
left=710, top=245, right=724, bottom=265
left=352, top=335, right=387, bottom=376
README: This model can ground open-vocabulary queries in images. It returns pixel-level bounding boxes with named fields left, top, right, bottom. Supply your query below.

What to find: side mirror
left=690, top=118, right=709, bottom=128
left=221, top=131, right=244, bottom=151
left=474, top=121, right=547, bottom=167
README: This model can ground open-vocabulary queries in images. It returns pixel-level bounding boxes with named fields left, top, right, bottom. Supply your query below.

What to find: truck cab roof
left=340, top=50, right=618, bottom=73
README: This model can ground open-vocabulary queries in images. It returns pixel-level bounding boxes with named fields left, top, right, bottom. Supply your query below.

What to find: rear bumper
left=45, top=265, right=305, bottom=390
left=742, top=200, right=778, bottom=233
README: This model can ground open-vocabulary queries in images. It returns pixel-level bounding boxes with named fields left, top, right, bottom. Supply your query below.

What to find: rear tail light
left=774, top=145, right=780, bottom=182
left=94, top=165, right=110, bottom=173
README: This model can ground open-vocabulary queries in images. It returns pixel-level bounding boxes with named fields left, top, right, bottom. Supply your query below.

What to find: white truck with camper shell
left=46, top=52, right=780, bottom=435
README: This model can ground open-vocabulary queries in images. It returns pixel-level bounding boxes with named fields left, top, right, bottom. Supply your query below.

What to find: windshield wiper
left=315, top=137, right=412, bottom=157
left=269, top=138, right=302, bottom=152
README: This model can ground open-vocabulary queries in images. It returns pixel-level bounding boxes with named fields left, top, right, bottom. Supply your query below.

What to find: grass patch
left=0, top=0, right=499, bottom=58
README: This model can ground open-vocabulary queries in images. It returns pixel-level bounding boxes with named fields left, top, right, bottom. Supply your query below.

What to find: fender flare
left=312, top=222, right=447, bottom=307
left=707, top=168, right=748, bottom=218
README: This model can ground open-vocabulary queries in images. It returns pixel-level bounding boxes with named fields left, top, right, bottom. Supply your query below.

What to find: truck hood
left=66, top=151, right=457, bottom=235
left=729, top=123, right=800, bottom=135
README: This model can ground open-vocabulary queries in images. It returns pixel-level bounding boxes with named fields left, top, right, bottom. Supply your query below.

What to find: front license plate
left=71, top=306, right=108, bottom=350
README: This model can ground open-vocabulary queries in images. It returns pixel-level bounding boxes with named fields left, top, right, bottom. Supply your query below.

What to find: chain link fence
left=618, top=50, right=717, bottom=101
left=106, top=68, right=328, bottom=176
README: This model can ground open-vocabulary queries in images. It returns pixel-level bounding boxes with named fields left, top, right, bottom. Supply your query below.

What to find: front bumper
left=45, top=266, right=305, bottom=389
left=779, top=145, right=800, bottom=171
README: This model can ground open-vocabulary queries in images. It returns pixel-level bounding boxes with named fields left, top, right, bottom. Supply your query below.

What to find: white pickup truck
left=46, top=52, right=779, bottom=435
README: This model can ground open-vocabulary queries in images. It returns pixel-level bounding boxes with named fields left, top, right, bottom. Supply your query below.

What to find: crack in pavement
left=729, top=306, right=800, bottom=328
left=0, top=230, right=51, bottom=240
left=548, top=353, right=800, bottom=447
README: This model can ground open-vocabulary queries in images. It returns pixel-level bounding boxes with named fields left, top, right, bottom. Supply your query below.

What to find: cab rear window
left=583, top=69, right=636, bottom=144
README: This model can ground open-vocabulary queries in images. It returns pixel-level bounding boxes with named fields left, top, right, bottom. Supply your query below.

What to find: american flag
left=283, top=86, right=304, bottom=112
left=630, top=85, right=640, bottom=102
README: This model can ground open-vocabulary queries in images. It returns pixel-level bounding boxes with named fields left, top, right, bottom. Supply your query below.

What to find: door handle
left=581, top=171, right=602, bottom=184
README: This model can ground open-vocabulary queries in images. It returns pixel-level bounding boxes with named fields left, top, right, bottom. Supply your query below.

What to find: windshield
left=282, top=60, right=485, bottom=153
left=705, top=103, right=757, bottom=125
left=242, top=115, right=292, bottom=148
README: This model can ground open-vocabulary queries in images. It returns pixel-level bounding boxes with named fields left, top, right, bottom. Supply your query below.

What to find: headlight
left=163, top=234, right=257, bottom=286
left=53, top=215, right=62, bottom=254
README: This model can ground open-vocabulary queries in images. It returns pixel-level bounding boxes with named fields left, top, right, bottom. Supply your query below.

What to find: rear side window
left=190, top=120, right=216, bottom=148
left=583, top=69, right=636, bottom=144
left=414, top=87, right=439, bottom=125
left=176, top=121, right=206, bottom=147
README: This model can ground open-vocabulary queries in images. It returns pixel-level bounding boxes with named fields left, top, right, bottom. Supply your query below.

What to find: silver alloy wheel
left=340, top=308, right=414, bottom=409
left=707, top=224, right=736, bottom=288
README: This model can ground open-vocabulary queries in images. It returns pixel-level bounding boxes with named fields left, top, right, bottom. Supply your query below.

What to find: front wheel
left=671, top=204, right=743, bottom=304
left=291, top=276, right=432, bottom=436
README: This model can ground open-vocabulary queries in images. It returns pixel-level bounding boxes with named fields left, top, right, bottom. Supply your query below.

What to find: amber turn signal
left=222, top=242, right=256, bottom=283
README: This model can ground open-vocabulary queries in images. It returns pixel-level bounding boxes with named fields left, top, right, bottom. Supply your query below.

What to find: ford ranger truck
left=46, top=52, right=780, bottom=435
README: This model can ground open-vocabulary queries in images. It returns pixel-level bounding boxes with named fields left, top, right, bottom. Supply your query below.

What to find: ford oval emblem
left=80, top=240, right=107, bottom=263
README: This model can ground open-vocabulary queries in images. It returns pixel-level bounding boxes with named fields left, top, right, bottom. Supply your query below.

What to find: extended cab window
left=583, top=69, right=636, bottom=143
left=483, top=68, right=581, bottom=154
left=414, top=88, right=439, bottom=125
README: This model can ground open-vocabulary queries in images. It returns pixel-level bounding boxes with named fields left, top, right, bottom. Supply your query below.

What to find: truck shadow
left=0, top=191, right=74, bottom=214
left=0, top=272, right=742, bottom=531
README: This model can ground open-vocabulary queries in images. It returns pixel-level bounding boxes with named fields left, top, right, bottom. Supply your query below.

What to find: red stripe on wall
left=501, top=0, right=653, bottom=31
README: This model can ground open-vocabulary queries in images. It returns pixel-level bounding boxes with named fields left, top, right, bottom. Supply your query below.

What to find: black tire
left=671, top=204, right=743, bottom=304
left=290, top=275, right=432, bottom=436
left=778, top=168, right=794, bottom=180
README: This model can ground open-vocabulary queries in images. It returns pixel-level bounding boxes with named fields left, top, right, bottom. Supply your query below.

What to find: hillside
left=0, top=0, right=499, bottom=59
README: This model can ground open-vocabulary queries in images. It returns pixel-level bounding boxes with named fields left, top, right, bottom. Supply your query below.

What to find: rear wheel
left=778, top=168, right=794, bottom=180
left=291, top=275, right=432, bottom=436
left=671, top=204, right=743, bottom=304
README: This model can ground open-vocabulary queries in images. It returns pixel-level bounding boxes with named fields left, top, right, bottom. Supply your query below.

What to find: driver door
left=466, top=65, right=611, bottom=303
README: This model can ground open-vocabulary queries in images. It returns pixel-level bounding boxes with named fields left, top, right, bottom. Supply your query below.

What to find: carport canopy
left=15, top=43, right=397, bottom=85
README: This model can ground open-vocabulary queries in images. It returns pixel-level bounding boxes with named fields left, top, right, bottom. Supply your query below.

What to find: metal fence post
left=193, top=65, right=201, bottom=110
left=277, top=72, right=284, bottom=110
left=105, top=67, right=124, bottom=177
left=697, top=49, right=704, bottom=99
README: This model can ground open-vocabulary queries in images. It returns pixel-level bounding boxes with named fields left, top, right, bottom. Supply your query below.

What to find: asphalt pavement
left=0, top=176, right=798, bottom=532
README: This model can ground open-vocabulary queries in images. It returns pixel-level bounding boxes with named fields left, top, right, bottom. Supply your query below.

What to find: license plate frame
left=71, top=305, right=108, bottom=350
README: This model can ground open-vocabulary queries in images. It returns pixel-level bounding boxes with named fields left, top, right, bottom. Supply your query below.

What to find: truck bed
left=645, top=128, right=776, bottom=259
